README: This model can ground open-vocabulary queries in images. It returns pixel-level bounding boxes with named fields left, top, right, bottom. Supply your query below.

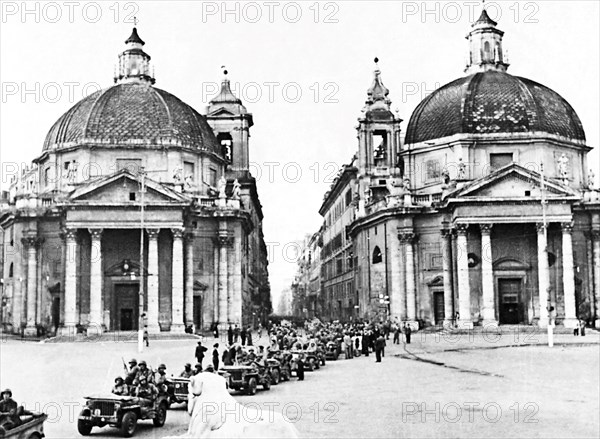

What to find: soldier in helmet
left=133, top=360, right=154, bottom=386
left=125, top=358, right=139, bottom=386
left=154, top=364, right=168, bottom=394
left=193, top=363, right=203, bottom=375
left=180, top=363, right=193, bottom=378
left=112, top=377, right=129, bottom=396
left=0, top=389, right=20, bottom=430
left=134, top=377, right=157, bottom=408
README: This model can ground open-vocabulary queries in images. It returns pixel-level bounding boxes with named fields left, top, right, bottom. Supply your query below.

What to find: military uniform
left=112, top=382, right=129, bottom=396
left=135, top=382, right=158, bottom=407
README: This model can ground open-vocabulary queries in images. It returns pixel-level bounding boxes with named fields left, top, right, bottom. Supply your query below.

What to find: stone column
left=592, top=230, right=600, bottom=328
left=536, top=223, right=550, bottom=328
left=455, top=224, right=472, bottom=328
left=561, top=222, right=578, bottom=328
left=146, top=229, right=160, bottom=334
left=171, top=228, right=185, bottom=333
left=88, top=229, right=103, bottom=335
left=389, top=229, right=403, bottom=321
left=62, top=228, right=78, bottom=335
left=185, top=233, right=195, bottom=330
left=216, top=232, right=232, bottom=330
left=480, top=224, right=497, bottom=324
left=399, top=232, right=417, bottom=323
left=441, top=229, right=454, bottom=326
left=22, top=236, right=39, bottom=336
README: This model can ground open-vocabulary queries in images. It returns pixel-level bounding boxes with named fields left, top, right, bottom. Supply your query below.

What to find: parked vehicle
left=325, top=341, right=340, bottom=360
left=77, top=393, right=168, bottom=437
left=1, top=413, right=47, bottom=439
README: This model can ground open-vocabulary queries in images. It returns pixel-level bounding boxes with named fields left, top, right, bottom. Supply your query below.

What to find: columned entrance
left=114, top=283, right=139, bottom=331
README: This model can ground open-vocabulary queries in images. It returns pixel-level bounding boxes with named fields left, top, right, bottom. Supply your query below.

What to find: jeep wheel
left=271, top=369, right=280, bottom=385
left=120, top=412, right=137, bottom=437
left=153, top=402, right=168, bottom=427
left=246, top=377, right=257, bottom=395
left=77, top=418, right=92, bottom=436
left=263, top=376, right=271, bottom=391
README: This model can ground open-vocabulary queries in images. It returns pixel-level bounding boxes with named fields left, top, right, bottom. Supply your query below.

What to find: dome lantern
left=464, top=8, right=509, bottom=74
left=114, top=24, right=156, bottom=85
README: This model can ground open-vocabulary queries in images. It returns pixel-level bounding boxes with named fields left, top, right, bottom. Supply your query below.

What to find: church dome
left=43, top=82, right=220, bottom=153
left=405, top=71, right=586, bottom=145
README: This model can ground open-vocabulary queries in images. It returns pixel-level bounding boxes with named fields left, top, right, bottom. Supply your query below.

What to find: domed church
left=332, top=10, right=599, bottom=328
left=0, top=28, right=271, bottom=336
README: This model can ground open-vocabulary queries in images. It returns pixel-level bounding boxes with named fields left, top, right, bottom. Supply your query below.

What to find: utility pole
left=540, top=163, right=554, bottom=348
left=138, top=168, right=146, bottom=353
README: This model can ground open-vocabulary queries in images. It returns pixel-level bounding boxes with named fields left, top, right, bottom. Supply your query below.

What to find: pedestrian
left=241, top=327, right=247, bottom=345
left=375, top=334, right=385, bottom=362
left=296, top=355, right=305, bottom=381
left=393, top=325, right=400, bottom=344
left=222, top=346, right=232, bottom=366
left=195, top=341, right=208, bottom=367
left=213, top=323, right=219, bottom=339
left=404, top=324, right=412, bottom=344
left=227, top=325, right=233, bottom=345
left=361, top=331, right=370, bottom=357
left=233, top=324, right=240, bottom=343
left=580, top=319, right=586, bottom=337
left=212, top=343, right=220, bottom=370
left=246, top=327, right=253, bottom=346
left=142, top=313, right=149, bottom=347
left=258, top=322, right=263, bottom=338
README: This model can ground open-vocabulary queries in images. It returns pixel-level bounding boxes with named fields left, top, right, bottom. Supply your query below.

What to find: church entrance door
left=498, top=278, right=522, bottom=324
left=193, top=295, right=202, bottom=333
left=115, top=284, right=139, bottom=331
left=433, top=291, right=445, bottom=325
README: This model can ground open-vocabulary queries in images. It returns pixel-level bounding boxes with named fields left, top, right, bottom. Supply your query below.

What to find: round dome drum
left=405, top=71, right=586, bottom=145
left=43, top=82, right=220, bottom=153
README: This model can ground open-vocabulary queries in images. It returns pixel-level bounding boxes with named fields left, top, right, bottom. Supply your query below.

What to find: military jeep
left=220, top=365, right=271, bottom=395
left=165, top=377, right=189, bottom=407
left=77, top=393, right=168, bottom=437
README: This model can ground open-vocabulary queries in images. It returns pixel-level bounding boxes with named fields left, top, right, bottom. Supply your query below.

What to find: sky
left=1, top=1, right=599, bottom=307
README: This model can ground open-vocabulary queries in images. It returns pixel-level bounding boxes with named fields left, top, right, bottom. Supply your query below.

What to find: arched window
left=372, top=246, right=382, bottom=264
left=483, top=41, right=491, bottom=59
left=9, top=262, right=14, bottom=278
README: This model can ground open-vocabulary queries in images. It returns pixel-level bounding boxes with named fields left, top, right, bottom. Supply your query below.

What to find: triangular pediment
left=207, top=107, right=236, bottom=117
left=69, top=170, right=188, bottom=204
left=450, top=164, right=578, bottom=200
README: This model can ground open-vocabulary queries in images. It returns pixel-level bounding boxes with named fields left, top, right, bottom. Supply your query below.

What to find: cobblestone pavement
left=0, top=329, right=598, bottom=438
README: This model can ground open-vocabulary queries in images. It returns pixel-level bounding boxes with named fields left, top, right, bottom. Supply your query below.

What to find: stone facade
left=297, top=11, right=600, bottom=329
left=0, top=28, right=271, bottom=336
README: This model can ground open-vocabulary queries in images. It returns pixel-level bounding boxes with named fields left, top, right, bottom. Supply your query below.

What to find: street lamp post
left=138, top=169, right=146, bottom=353
left=540, top=163, right=554, bottom=348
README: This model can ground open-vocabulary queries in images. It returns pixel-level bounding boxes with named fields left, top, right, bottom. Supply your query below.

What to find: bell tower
left=357, top=58, right=403, bottom=178
left=205, top=70, right=253, bottom=178
left=465, top=8, right=510, bottom=74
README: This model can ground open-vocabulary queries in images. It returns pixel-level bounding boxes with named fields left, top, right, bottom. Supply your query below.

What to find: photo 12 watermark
left=1, top=1, right=140, bottom=24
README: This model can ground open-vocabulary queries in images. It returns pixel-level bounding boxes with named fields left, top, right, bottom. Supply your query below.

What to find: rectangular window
left=345, top=190, right=352, bottom=208
left=208, top=168, right=217, bottom=187
left=426, top=159, right=441, bottom=180
left=116, top=158, right=143, bottom=174
left=129, top=192, right=137, bottom=201
left=184, top=161, right=195, bottom=181
left=490, top=153, right=513, bottom=170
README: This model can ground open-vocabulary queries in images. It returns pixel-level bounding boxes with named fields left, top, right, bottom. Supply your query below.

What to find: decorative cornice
left=146, top=228, right=160, bottom=239
left=535, top=223, right=547, bottom=234
left=455, top=223, right=469, bottom=235
left=88, top=228, right=103, bottom=240
left=171, top=228, right=185, bottom=239
left=398, top=232, right=417, bottom=244
left=561, top=222, right=574, bottom=234
left=479, top=223, right=493, bottom=234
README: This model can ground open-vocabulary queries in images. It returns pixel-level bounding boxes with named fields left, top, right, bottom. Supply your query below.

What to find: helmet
left=139, top=360, right=147, bottom=367
left=1, top=389, right=12, bottom=397
left=195, top=363, right=202, bottom=369
left=114, top=377, right=123, bottom=383
left=158, top=364, right=166, bottom=370
left=184, top=363, right=191, bottom=368
left=129, top=358, right=137, bottom=365
left=205, top=365, right=215, bottom=372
